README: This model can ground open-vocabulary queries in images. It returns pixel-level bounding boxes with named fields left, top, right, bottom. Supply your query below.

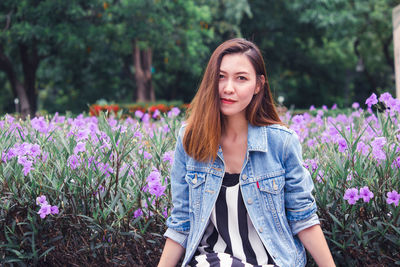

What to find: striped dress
left=188, top=173, right=277, bottom=267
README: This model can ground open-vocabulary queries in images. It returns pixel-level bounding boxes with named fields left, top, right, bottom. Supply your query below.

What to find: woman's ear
left=255, top=75, right=265, bottom=94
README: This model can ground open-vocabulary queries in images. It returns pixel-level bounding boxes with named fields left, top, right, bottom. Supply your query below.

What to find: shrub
left=1, top=92, right=399, bottom=266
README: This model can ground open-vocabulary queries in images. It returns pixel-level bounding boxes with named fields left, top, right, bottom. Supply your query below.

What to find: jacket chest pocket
left=185, top=172, right=207, bottom=210
left=257, top=171, right=285, bottom=213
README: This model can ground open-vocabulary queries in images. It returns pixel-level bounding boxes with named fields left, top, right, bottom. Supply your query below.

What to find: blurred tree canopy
left=0, top=0, right=397, bottom=115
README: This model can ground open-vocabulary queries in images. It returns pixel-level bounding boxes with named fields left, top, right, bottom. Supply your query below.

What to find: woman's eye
left=238, top=76, right=247, bottom=80
left=219, top=74, right=225, bottom=79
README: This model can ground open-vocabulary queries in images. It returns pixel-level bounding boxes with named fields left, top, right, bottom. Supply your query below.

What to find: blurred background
left=0, top=0, right=397, bottom=117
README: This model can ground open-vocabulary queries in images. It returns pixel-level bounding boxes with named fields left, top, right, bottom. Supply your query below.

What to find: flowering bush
left=1, top=92, right=399, bottom=265
left=295, top=92, right=400, bottom=265
left=88, top=102, right=189, bottom=119
left=0, top=111, right=183, bottom=265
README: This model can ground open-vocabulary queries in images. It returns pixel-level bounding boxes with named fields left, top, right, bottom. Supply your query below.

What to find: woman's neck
left=222, top=115, right=248, bottom=141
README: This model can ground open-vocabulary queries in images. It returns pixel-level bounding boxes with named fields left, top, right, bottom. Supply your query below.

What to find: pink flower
left=133, top=208, right=143, bottom=218
left=74, top=142, right=86, bottom=154
left=50, top=206, right=59, bottom=215
left=359, top=186, right=374, bottom=203
left=387, top=190, right=400, bottom=206
left=36, top=195, right=48, bottom=206
left=38, top=204, right=52, bottom=219
left=365, top=93, right=378, bottom=107
left=343, top=188, right=359, bottom=205
left=338, top=138, right=347, bottom=153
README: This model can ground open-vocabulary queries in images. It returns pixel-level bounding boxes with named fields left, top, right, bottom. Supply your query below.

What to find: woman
left=158, top=38, right=335, bottom=267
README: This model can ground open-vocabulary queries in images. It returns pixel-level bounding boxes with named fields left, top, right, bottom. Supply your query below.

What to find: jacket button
left=273, top=180, right=278, bottom=190
left=242, top=174, right=247, bottom=180
left=259, top=227, right=263, bottom=233
left=247, top=198, right=253, bottom=204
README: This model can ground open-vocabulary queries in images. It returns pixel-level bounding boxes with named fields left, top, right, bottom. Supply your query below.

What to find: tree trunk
left=20, top=43, right=40, bottom=117
left=141, top=48, right=155, bottom=102
left=0, top=45, right=31, bottom=118
left=132, top=40, right=154, bottom=102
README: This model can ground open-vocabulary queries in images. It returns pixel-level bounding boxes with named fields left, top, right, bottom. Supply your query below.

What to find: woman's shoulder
left=264, top=124, right=295, bottom=136
left=176, top=123, right=188, bottom=139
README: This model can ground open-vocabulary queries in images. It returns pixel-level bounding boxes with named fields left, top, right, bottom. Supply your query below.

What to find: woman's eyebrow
left=219, top=70, right=250, bottom=75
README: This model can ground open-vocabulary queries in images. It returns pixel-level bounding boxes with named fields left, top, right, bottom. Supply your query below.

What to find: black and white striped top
left=189, top=173, right=276, bottom=267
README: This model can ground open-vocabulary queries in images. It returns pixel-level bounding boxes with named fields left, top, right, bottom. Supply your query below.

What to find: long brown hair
left=183, top=38, right=282, bottom=162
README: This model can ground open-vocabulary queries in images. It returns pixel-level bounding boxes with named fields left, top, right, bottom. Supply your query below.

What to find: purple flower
left=291, top=115, right=304, bottom=124
left=343, top=188, right=359, bottom=205
left=162, top=151, right=174, bottom=163
left=356, top=141, right=369, bottom=156
left=168, top=107, right=181, bottom=118
left=338, top=138, right=347, bottom=153
left=146, top=170, right=166, bottom=197
left=371, top=137, right=386, bottom=161
left=50, top=205, right=59, bottom=215
left=142, top=113, right=151, bottom=123
left=97, top=162, right=114, bottom=177
left=133, top=208, right=143, bottom=218
left=386, top=190, right=400, bottom=206
left=68, top=155, right=80, bottom=170
left=303, top=158, right=318, bottom=173
left=352, top=102, right=360, bottom=109
left=163, top=207, right=168, bottom=218
left=392, top=156, right=400, bottom=169
left=309, top=105, right=316, bottom=111
left=38, top=204, right=52, bottom=219
left=135, top=110, right=144, bottom=119
left=108, top=117, right=117, bottom=127
left=365, top=93, right=378, bottom=107
left=359, top=186, right=374, bottom=202
left=18, top=156, right=34, bottom=176
left=31, top=117, right=48, bottom=133
left=30, top=144, right=41, bottom=158
left=7, top=148, right=17, bottom=160
left=143, top=150, right=152, bottom=159
left=36, top=195, right=48, bottom=206
left=146, top=170, right=161, bottom=185
left=307, top=138, right=317, bottom=147
left=379, top=92, right=393, bottom=106
left=331, top=104, right=337, bottom=110
left=148, top=183, right=166, bottom=197
left=162, top=124, right=170, bottom=133
left=346, top=171, right=353, bottom=181
left=152, top=109, right=160, bottom=118
left=76, top=129, right=90, bottom=141
left=74, top=142, right=86, bottom=154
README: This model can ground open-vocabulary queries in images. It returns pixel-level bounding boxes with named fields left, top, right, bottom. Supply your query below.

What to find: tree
left=103, top=0, right=214, bottom=103
left=0, top=0, right=106, bottom=117
left=240, top=0, right=396, bottom=108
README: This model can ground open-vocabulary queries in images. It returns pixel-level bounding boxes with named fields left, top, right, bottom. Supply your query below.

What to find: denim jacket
left=164, top=123, right=320, bottom=267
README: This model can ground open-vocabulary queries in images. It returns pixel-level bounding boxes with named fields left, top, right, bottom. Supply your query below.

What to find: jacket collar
left=216, top=123, right=268, bottom=161
left=247, top=123, right=268, bottom=152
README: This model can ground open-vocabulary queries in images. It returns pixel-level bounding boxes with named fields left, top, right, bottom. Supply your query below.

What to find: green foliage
left=241, top=0, right=396, bottom=109
left=0, top=112, right=182, bottom=265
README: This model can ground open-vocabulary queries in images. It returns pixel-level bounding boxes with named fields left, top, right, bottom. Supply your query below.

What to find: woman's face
left=218, top=53, right=262, bottom=119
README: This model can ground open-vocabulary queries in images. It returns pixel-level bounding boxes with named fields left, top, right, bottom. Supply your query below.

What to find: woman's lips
left=221, top=98, right=236, bottom=104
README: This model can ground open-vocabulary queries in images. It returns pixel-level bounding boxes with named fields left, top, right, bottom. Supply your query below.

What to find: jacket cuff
left=289, top=213, right=320, bottom=235
left=164, top=228, right=189, bottom=249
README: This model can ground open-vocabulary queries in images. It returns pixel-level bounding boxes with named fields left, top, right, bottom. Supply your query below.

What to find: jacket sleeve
left=164, top=126, right=190, bottom=248
left=283, top=131, right=320, bottom=235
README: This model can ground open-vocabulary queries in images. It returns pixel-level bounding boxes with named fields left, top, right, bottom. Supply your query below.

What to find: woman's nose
left=223, top=79, right=234, bottom=94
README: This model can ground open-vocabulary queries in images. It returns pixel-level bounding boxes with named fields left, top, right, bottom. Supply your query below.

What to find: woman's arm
left=158, top=238, right=185, bottom=267
left=297, top=224, right=335, bottom=267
